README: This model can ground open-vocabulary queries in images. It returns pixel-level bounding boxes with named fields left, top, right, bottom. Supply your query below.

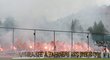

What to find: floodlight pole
left=87, top=33, right=89, bottom=52
left=71, top=32, right=73, bottom=58
left=12, top=28, right=14, bottom=50
left=53, top=31, right=56, bottom=52
left=34, top=29, right=36, bottom=51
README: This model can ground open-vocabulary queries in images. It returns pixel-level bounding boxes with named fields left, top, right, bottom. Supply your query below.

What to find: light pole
left=33, top=29, right=36, bottom=51
left=53, top=31, right=56, bottom=52
left=12, top=28, right=15, bottom=50
left=87, top=33, right=89, bottom=52
left=71, top=32, right=73, bottom=58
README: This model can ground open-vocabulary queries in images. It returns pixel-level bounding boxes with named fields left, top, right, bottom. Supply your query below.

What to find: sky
left=0, top=0, right=110, bottom=22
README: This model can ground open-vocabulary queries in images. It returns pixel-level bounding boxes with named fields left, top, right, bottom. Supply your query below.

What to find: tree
left=88, top=21, right=108, bottom=47
left=71, top=19, right=83, bottom=32
left=3, top=17, right=16, bottom=31
left=0, top=20, right=3, bottom=36
left=98, top=21, right=107, bottom=33
left=88, top=21, right=107, bottom=34
left=88, top=27, right=93, bottom=33
left=71, top=20, right=76, bottom=32
left=0, top=20, right=2, bottom=26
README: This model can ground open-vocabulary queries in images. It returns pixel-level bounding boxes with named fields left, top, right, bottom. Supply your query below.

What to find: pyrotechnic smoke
left=0, top=0, right=110, bottom=52
left=0, top=18, right=103, bottom=52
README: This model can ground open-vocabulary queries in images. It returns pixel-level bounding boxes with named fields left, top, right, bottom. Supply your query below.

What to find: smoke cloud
left=0, top=0, right=110, bottom=52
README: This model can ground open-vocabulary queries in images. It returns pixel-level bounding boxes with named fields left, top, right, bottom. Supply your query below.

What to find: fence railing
left=0, top=27, right=110, bottom=52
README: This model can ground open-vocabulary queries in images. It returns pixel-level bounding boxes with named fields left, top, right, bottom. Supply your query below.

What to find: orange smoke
left=0, top=47, right=3, bottom=51
left=73, top=42, right=93, bottom=52
left=1, top=39, right=94, bottom=52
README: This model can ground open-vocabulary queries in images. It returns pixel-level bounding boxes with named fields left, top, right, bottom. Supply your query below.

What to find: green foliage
left=88, top=21, right=109, bottom=47
left=71, top=19, right=83, bottom=32
left=0, top=20, right=3, bottom=27
left=3, top=17, right=16, bottom=31
left=0, top=20, right=3, bottom=36
left=4, top=17, right=16, bottom=28
left=88, top=21, right=107, bottom=34
left=71, top=20, right=77, bottom=32
left=0, top=20, right=2, bottom=26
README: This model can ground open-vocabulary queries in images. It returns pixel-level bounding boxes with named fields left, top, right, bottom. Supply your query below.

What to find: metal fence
left=0, top=27, right=110, bottom=53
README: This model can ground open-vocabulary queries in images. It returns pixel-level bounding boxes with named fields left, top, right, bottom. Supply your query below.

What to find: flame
left=1, top=40, right=93, bottom=52
left=73, top=42, right=93, bottom=52
left=29, top=45, right=33, bottom=49
left=13, top=46, right=17, bottom=50
left=1, top=38, right=108, bottom=52
left=0, top=47, right=3, bottom=51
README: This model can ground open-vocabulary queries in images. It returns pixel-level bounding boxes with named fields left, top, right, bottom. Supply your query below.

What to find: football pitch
left=12, top=58, right=110, bottom=60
